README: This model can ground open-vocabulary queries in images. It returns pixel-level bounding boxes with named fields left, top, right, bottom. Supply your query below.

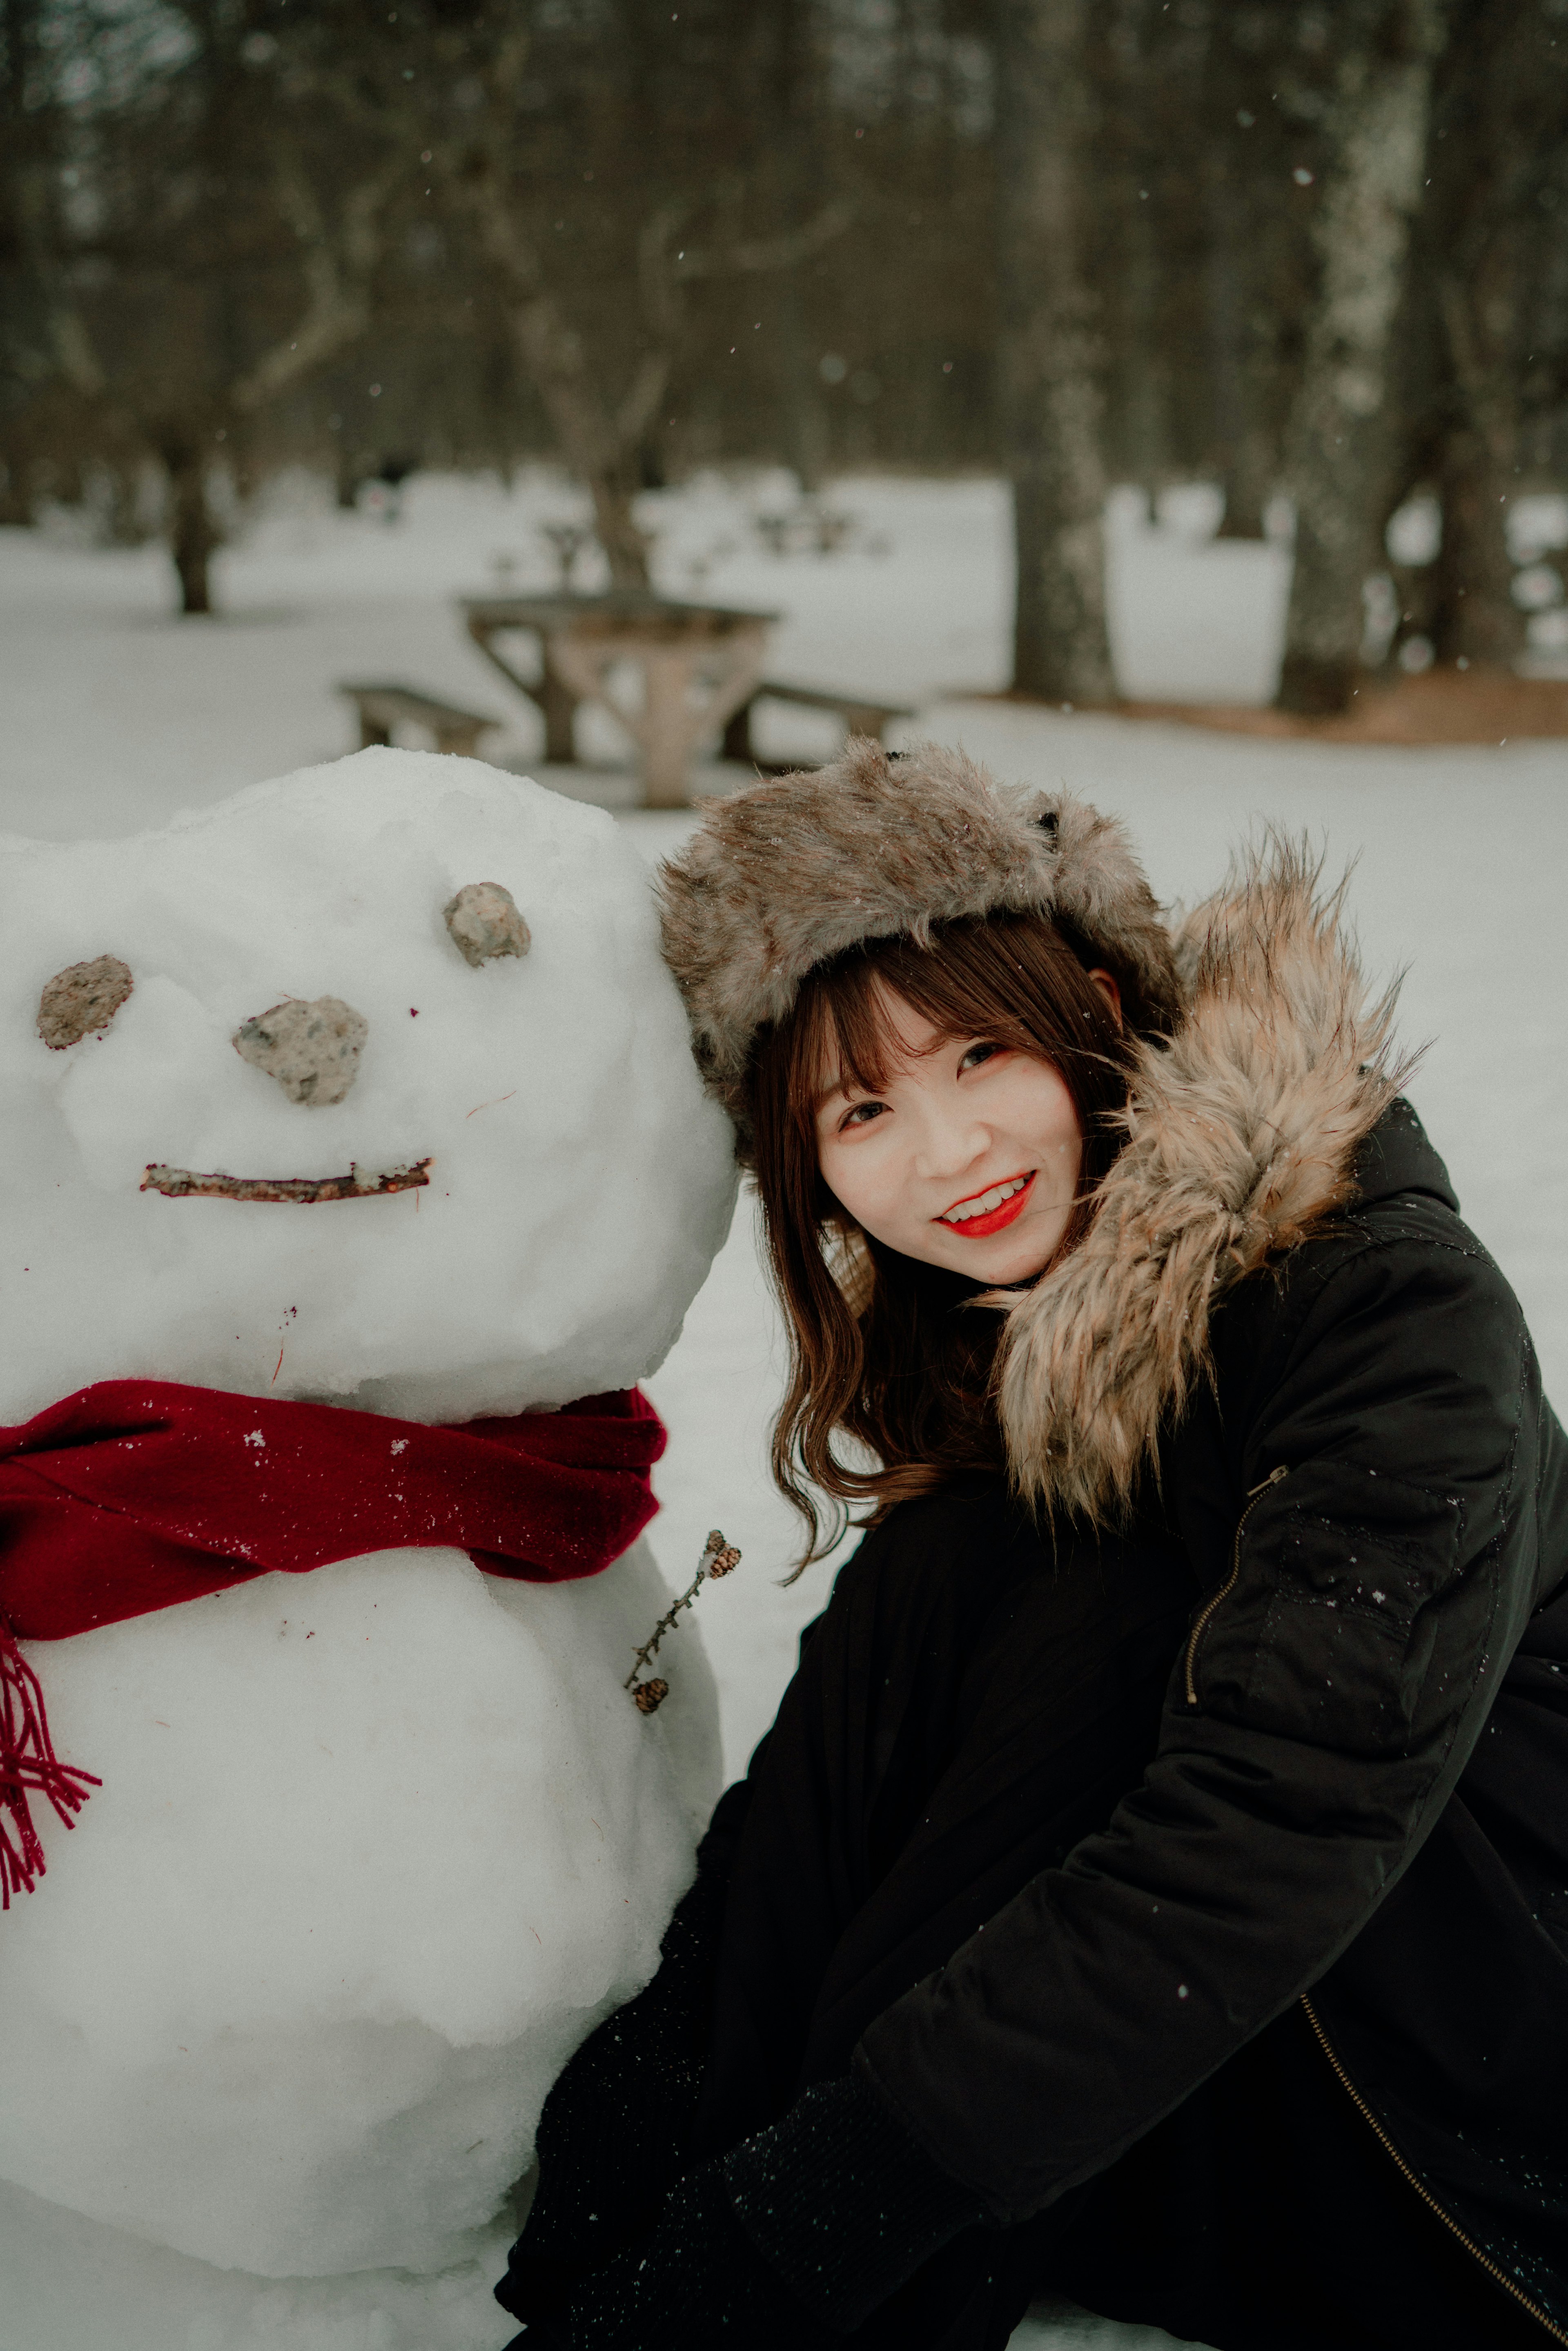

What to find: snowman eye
left=443, top=882, right=531, bottom=967
left=38, top=956, right=134, bottom=1050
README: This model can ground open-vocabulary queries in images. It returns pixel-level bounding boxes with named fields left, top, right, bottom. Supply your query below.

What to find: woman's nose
left=911, top=1098, right=990, bottom=1181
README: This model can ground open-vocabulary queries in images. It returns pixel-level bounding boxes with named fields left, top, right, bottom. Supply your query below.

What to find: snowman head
left=0, top=749, right=737, bottom=1423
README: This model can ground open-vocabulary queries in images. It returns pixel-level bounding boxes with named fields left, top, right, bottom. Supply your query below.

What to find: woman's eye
left=959, top=1042, right=1001, bottom=1072
left=841, top=1099, right=887, bottom=1131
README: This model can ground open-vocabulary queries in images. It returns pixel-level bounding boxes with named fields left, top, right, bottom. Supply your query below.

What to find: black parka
left=853, top=1102, right=1568, bottom=2334
left=517, top=812, right=1568, bottom=2349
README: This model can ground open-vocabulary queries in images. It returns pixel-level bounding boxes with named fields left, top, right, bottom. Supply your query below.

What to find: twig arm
left=627, top=1530, right=742, bottom=1710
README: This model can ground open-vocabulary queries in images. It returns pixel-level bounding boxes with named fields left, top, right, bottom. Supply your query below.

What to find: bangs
left=785, top=917, right=1114, bottom=1132
left=789, top=961, right=925, bottom=1113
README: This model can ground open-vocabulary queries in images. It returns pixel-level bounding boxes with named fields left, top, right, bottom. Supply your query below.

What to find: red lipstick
left=936, top=1170, right=1036, bottom=1239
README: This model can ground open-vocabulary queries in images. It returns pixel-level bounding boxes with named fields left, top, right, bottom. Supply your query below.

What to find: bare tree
left=434, top=29, right=847, bottom=589
left=15, top=0, right=1568, bottom=680
left=1276, top=0, right=1447, bottom=714
left=997, top=0, right=1114, bottom=704
left=7, top=4, right=398, bottom=612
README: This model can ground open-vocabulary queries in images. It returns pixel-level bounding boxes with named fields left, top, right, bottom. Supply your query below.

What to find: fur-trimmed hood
left=996, top=843, right=1404, bottom=1519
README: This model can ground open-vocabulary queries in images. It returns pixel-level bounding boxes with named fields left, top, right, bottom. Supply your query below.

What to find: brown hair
left=746, top=911, right=1138, bottom=1566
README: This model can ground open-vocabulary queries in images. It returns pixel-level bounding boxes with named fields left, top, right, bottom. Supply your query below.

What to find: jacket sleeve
left=854, top=1223, right=1546, bottom=2224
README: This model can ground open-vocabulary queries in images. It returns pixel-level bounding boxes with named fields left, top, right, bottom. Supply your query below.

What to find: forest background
left=4, top=0, right=1567, bottom=720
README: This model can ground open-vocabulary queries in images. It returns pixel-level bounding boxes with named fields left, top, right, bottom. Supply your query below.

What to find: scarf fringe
left=0, top=1620, right=100, bottom=1909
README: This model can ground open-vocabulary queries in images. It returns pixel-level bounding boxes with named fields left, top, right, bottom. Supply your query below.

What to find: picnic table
left=460, top=591, right=780, bottom=808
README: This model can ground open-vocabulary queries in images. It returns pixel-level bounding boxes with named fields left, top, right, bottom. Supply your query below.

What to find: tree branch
left=231, top=148, right=400, bottom=415
left=14, top=168, right=108, bottom=399
left=673, top=195, right=854, bottom=281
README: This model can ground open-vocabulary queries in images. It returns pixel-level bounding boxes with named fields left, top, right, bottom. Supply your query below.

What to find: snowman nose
left=233, top=996, right=368, bottom=1105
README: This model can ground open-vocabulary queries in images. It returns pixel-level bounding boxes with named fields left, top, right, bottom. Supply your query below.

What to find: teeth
left=942, top=1175, right=1027, bottom=1225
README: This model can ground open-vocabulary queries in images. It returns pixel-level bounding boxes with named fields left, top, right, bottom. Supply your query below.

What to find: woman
left=497, top=743, right=1568, bottom=2350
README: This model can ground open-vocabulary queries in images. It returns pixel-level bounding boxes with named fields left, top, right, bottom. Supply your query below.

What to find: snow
left=1105, top=484, right=1292, bottom=702
left=0, top=464, right=1288, bottom=836
left=0, top=752, right=736, bottom=1422
left=4, top=468, right=1566, bottom=2351
left=0, top=2180, right=522, bottom=2351
left=0, top=1542, right=715, bottom=2280
left=0, top=746, right=734, bottom=2345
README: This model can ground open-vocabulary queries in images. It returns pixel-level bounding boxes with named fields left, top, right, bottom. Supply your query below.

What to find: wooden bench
left=340, top=683, right=501, bottom=760
left=722, top=681, right=914, bottom=769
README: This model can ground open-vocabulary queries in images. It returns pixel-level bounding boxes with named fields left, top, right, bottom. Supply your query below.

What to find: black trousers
left=688, top=1482, right=1546, bottom=2351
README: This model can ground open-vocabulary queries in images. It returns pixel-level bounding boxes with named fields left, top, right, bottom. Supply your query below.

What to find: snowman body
left=0, top=753, right=735, bottom=2336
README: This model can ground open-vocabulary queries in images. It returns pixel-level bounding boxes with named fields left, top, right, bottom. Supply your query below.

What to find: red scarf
left=0, top=1379, right=666, bottom=1905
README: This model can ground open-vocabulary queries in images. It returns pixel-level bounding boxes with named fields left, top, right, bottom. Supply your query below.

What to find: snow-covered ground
left=3, top=468, right=1566, bottom=2351
left=1, top=466, right=1299, bottom=838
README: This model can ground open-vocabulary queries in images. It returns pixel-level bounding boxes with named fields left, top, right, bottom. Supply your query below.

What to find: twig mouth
left=141, top=1159, right=432, bottom=1203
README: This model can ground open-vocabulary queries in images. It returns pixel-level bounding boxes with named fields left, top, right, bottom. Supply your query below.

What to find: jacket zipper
left=1299, top=1992, right=1567, bottom=2343
left=1184, top=1464, right=1289, bottom=1706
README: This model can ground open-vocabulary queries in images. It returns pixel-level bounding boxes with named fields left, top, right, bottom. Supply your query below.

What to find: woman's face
left=815, top=984, right=1109, bottom=1284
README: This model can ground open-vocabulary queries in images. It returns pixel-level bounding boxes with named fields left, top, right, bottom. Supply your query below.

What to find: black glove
left=505, top=2074, right=987, bottom=2349
left=501, top=2159, right=831, bottom=2351
left=496, top=1843, right=731, bottom=2322
left=724, top=2071, right=988, bottom=2335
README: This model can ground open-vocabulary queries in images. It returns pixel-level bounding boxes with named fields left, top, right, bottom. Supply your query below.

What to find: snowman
left=0, top=750, right=737, bottom=2351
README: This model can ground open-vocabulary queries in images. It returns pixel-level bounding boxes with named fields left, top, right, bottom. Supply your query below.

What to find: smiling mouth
left=936, top=1170, right=1035, bottom=1237
left=142, top=1159, right=432, bottom=1204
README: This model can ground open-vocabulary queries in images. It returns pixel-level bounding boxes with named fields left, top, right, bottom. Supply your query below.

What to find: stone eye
left=38, top=956, right=134, bottom=1050
left=444, top=882, right=531, bottom=967
left=232, top=996, right=367, bottom=1105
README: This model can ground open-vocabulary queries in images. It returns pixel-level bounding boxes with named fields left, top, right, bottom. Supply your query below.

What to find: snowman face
left=0, top=749, right=736, bottom=1423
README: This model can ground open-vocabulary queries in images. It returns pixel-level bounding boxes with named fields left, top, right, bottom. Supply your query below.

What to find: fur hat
left=657, top=736, right=1180, bottom=1141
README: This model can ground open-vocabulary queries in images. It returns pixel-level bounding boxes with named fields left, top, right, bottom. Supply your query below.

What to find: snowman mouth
left=141, top=1159, right=432, bottom=1204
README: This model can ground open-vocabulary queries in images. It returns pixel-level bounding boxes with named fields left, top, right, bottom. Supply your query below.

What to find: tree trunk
left=1420, top=0, right=1538, bottom=677
left=161, top=438, right=221, bottom=615
left=766, top=0, right=829, bottom=497
left=0, top=458, right=34, bottom=526
left=1216, top=434, right=1276, bottom=542
left=1429, top=201, right=1523, bottom=667
left=584, top=459, right=653, bottom=591
left=1276, top=0, right=1445, bottom=714
left=1120, top=185, right=1172, bottom=511
left=1206, top=148, right=1276, bottom=540
left=1428, top=414, right=1525, bottom=668
left=501, top=308, right=654, bottom=591
left=996, top=0, right=1115, bottom=705
left=775, top=270, right=829, bottom=495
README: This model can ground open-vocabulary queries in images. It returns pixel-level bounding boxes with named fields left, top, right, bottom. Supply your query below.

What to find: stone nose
left=232, top=996, right=368, bottom=1105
